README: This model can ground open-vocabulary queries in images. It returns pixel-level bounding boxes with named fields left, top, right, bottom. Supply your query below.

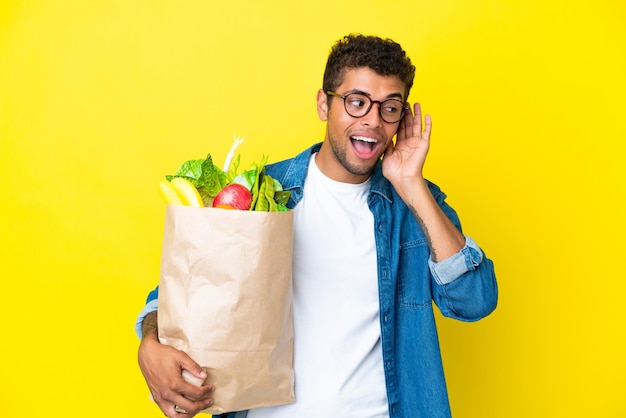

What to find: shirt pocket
left=398, top=238, right=432, bottom=309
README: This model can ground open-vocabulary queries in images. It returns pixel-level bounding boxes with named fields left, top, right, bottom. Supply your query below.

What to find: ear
left=316, top=89, right=329, bottom=121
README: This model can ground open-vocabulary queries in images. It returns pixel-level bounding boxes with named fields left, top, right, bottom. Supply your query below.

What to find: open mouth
left=350, top=135, right=379, bottom=159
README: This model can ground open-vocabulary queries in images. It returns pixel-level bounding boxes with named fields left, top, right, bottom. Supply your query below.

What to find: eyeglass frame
left=326, top=90, right=410, bottom=124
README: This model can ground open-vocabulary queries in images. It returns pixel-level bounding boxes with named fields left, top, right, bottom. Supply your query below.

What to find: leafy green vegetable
left=249, top=155, right=269, bottom=211
left=165, top=150, right=291, bottom=211
left=231, top=165, right=258, bottom=190
left=199, top=154, right=228, bottom=197
left=166, top=153, right=227, bottom=206
left=273, top=191, right=291, bottom=206
left=254, top=177, right=269, bottom=212
left=166, top=159, right=204, bottom=180
left=263, top=175, right=278, bottom=212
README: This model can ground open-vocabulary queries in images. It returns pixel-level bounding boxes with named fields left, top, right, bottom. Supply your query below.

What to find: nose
left=361, top=101, right=383, bottom=127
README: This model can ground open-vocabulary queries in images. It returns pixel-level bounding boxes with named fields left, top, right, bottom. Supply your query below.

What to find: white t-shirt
left=248, top=155, right=389, bottom=418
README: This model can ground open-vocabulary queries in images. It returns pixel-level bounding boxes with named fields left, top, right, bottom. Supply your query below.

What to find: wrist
left=394, top=176, right=430, bottom=206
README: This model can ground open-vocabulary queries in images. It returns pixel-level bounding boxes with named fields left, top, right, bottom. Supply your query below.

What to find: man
left=137, top=34, right=498, bottom=418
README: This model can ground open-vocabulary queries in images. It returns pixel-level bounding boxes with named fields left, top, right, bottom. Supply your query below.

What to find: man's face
left=316, top=67, right=406, bottom=184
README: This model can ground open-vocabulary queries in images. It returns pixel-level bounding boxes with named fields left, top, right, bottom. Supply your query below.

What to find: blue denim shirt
left=137, top=143, right=498, bottom=418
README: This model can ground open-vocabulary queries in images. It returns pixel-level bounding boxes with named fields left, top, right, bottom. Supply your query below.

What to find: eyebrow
left=342, top=89, right=404, bottom=101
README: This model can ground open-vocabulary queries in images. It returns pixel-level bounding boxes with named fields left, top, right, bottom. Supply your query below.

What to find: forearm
left=135, top=298, right=159, bottom=339
left=142, top=310, right=159, bottom=339
left=400, top=178, right=465, bottom=262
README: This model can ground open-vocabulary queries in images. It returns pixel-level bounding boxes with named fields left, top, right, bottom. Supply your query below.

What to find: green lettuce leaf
left=166, top=153, right=227, bottom=206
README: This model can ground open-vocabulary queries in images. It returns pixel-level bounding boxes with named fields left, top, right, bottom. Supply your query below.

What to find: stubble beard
left=327, top=132, right=378, bottom=177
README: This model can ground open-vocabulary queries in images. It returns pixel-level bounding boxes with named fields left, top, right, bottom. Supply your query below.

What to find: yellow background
left=1, top=1, right=624, bottom=417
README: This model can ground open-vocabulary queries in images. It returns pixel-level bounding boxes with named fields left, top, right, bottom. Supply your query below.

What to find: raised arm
left=382, top=103, right=465, bottom=261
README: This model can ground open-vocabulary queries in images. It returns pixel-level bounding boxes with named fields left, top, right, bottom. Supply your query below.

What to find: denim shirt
left=137, top=143, right=498, bottom=418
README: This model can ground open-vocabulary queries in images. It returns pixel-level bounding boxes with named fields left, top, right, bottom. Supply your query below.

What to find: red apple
left=212, top=183, right=252, bottom=210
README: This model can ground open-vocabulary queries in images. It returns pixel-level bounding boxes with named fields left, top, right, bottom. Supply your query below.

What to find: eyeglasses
left=326, top=91, right=409, bottom=123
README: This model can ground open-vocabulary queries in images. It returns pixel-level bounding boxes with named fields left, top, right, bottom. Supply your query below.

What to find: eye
left=346, top=94, right=368, bottom=109
left=382, top=100, right=403, bottom=114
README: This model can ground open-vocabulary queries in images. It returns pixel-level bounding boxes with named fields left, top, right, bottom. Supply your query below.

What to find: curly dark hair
left=322, top=34, right=415, bottom=99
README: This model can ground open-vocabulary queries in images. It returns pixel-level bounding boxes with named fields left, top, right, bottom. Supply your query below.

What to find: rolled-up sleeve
left=428, top=236, right=483, bottom=285
left=134, top=287, right=160, bottom=339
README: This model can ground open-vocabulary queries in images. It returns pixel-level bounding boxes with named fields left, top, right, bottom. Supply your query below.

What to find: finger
left=174, top=380, right=215, bottom=410
left=170, top=394, right=209, bottom=417
left=397, top=102, right=413, bottom=142
left=176, top=354, right=205, bottom=378
left=181, top=369, right=215, bottom=402
left=172, top=394, right=195, bottom=412
left=173, top=404, right=189, bottom=415
left=182, top=368, right=208, bottom=387
left=383, top=136, right=395, bottom=157
left=422, top=114, right=432, bottom=141
left=413, top=103, right=423, bottom=137
left=161, top=401, right=182, bottom=418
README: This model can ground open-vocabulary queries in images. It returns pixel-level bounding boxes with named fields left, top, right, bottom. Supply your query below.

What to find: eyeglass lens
left=343, top=93, right=405, bottom=123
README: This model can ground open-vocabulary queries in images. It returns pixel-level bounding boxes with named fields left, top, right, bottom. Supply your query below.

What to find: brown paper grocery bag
left=157, top=204, right=295, bottom=415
